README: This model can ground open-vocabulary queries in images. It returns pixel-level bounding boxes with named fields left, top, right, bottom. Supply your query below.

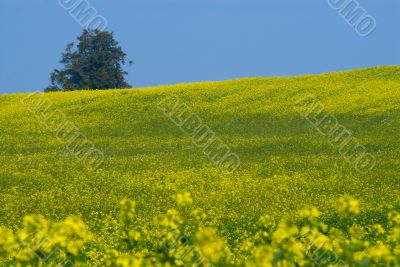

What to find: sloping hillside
left=0, top=66, right=399, bottom=231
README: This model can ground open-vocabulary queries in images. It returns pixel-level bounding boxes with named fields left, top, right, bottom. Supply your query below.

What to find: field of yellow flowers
left=0, top=66, right=400, bottom=266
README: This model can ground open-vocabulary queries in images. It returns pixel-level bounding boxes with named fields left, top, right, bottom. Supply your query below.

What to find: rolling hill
left=1, top=66, right=400, bottom=265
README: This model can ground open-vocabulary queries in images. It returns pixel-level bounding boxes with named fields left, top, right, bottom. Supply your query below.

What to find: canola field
left=1, top=66, right=400, bottom=266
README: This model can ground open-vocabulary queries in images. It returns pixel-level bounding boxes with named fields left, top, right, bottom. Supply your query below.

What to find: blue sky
left=0, top=0, right=399, bottom=93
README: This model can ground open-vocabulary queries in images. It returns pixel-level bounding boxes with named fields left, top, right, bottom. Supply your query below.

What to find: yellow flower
left=175, top=192, right=193, bottom=206
left=119, top=198, right=136, bottom=224
left=0, top=227, right=17, bottom=255
left=129, top=230, right=141, bottom=241
left=367, top=243, right=391, bottom=262
left=258, top=214, right=275, bottom=230
left=196, top=228, right=229, bottom=263
left=298, top=207, right=320, bottom=220
left=388, top=211, right=400, bottom=225
left=338, top=196, right=360, bottom=215
left=370, top=224, right=385, bottom=235
left=272, top=222, right=298, bottom=244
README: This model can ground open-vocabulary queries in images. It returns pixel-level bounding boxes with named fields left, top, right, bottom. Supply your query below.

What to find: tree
left=45, top=30, right=132, bottom=92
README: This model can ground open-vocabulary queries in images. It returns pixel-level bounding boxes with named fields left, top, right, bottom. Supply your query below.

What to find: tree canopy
left=45, top=30, right=131, bottom=92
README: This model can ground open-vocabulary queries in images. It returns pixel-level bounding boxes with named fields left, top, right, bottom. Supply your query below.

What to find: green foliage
left=45, top=29, right=131, bottom=92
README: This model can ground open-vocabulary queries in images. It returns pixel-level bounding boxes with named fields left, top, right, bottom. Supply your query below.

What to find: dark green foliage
left=45, top=30, right=131, bottom=91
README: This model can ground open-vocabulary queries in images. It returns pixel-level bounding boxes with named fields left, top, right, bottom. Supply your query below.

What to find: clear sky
left=0, top=0, right=399, bottom=93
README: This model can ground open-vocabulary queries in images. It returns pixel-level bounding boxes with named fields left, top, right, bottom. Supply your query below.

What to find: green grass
left=1, top=65, right=400, bottom=236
